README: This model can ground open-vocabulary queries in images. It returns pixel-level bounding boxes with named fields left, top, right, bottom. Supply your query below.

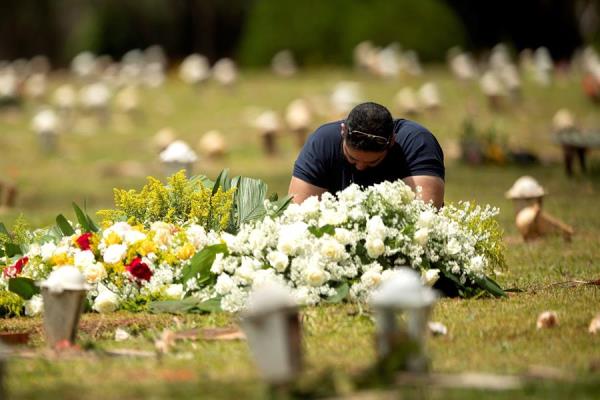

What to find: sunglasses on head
left=346, top=127, right=391, bottom=146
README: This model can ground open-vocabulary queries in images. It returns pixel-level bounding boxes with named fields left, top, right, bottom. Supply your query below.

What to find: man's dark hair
left=345, top=102, right=394, bottom=152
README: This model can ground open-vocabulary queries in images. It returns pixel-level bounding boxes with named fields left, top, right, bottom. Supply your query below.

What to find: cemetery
left=0, top=2, right=600, bottom=399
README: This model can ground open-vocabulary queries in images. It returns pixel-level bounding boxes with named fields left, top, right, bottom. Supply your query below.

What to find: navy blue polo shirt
left=292, top=119, right=445, bottom=193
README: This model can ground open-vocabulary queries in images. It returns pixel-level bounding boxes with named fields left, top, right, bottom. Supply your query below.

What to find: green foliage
left=443, top=202, right=507, bottom=274
left=193, top=169, right=292, bottom=234
left=0, top=289, right=24, bottom=317
left=8, top=277, right=40, bottom=300
left=148, top=296, right=222, bottom=314
left=97, top=170, right=236, bottom=231
left=181, top=243, right=228, bottom=287
left=239, top=0, right=466, bottom=66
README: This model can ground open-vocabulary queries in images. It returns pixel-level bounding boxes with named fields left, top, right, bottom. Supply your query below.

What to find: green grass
left=1, top=67, right=600, bottom=398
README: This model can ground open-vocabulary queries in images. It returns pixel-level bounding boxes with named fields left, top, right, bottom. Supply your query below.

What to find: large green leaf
left=211, top=169, right=231, bottom=196
left=181, top=243, right=228, bottom=285
left=476, top=276, right=507, bottom=298
left=325, top=281, right=349, bottom=303
left=0, top=222, right=10, bottom=237
left=190, top=174, right=215, bottom=190
left=8, top=277, right=39, bottom=300
left=55, top=214, right=75, bottom=236
left=5, top=243, right=22, bottom=257
left=309, top=224, right=336, bottom=238
left=148, top=296, right=222, bottom=314
left=72, top=202, right=99, bottom=233
left=234, top=176, right=268, bottom=226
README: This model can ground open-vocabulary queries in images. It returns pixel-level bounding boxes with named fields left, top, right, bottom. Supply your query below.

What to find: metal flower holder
left=370, top=268, right=437, bottom=373
left=0, top=341, right=9, bottom=399
left=240, top=284, right=302, bottom=386
left=41, top=287, right=87, bottom=347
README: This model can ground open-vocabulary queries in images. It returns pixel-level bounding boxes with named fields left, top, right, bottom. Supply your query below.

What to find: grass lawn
left=1, top=67, right=600, bottom=398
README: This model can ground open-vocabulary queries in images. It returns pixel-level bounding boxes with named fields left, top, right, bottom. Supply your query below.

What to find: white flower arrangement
left=0, top=180, right=505, bottom=315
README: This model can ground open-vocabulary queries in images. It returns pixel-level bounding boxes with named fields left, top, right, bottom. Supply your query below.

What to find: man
left=288, top=102, right=445, bottom=207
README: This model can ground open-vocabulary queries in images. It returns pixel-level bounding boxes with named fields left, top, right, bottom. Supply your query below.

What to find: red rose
left=3, top=256, right=29, bottom=278
left=126, top=257, right=153, bottom=281
left=76, top=232, right=93, bottom=250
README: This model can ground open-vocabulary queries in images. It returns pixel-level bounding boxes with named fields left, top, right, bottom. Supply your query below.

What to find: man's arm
left=402, top=175, right=445, bottom=208
left=288, top=176, right=327, bottom=204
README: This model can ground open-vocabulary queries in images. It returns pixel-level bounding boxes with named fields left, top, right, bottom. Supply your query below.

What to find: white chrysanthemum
left=74, top=250, right=96, bottom=268
left=103, top=244, right=127, bottom=264
left=83, top=262, right=106, bottom=283
left=366, top=238, right=385, bottom=258
left=24, top=295, right=44, bottom=316
left=414, top=227, right=429, bottom=246
left=422, top=269, right=440, bottom=286
left=266, top=250, right=289, bottom=272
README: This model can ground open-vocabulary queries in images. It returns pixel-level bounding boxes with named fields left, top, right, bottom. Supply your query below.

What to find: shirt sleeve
left=402, top=128, right=445, bottom=180
left=292, top=131, right=330, bottom=188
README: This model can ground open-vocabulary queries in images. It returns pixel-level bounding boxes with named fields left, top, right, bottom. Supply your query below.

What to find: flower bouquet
left=0, top=172, right=506, bottom=316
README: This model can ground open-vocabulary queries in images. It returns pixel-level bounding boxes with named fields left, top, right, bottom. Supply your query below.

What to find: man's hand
left=288, top=177, right=327, bottom=204
left=402, top=175, right=445, bottom=208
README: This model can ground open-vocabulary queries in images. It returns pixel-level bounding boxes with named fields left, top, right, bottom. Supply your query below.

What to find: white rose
left=103, top=244, right=127, bottom=264
left=186, top=224, right=207, bottom=248
left=27, top=243, right=41, bottom=257
left=334, top=228, right=353, bottom=245
left=361, top=270, right=382, bottom=288
left=414, top=227, right=429, bottom=246
left=319, top=209, right=347, bottom=226
left=165, top=284, right=184, bottom=299
left=123, top=229, right=146, bottom=245
left=299, top=196, right=319, bottom=214
left=24, top=295, right=44, bottom=316
left=366, top=216, right=386, bottom=240
left=93, top=290, right=119, bottom=313
left=446, top=238, right=461, bottom=255
left=108, top=221, right=132, bottom=237
left=83, top=262, right=107, bottom=283
left=366, top=237, right=385, bottom=258
left=235, top=264, right=255, bottom=284
left=469, top=256, right=485, bottom=273
left=304, top=265, right=327, bottom=287
left=74, top=250, right=96, bottom=268
left=40, top=242, right=57, bottom=261
left=421, top=269, right=440, bottom=286
left=214, top=274, right=235, bottom=295
left=417, top=210, right=435, bottom=228
left=266, top=251, right=289, bottom=272
left=320, top=238, right=345, bottom=261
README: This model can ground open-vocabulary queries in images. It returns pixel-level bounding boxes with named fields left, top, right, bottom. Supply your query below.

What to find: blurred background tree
left=0, top=0, right=596, bottom=66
